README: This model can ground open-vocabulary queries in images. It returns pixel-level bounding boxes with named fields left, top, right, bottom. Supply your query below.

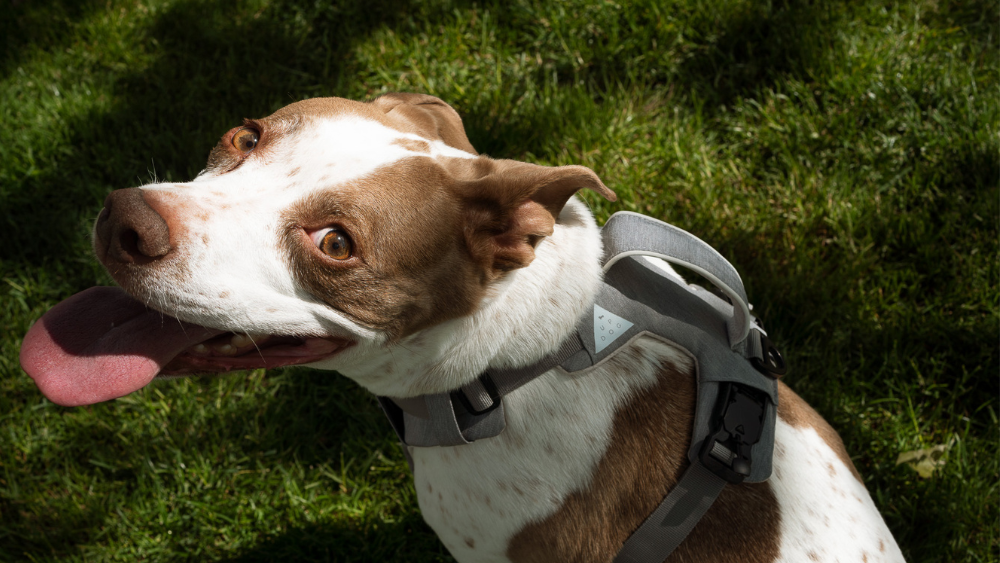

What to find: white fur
left=771, top=420, right=906, bottom=562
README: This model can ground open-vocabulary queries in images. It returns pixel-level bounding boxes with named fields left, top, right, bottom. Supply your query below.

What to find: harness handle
left=600, top=212, right=752, bottom=347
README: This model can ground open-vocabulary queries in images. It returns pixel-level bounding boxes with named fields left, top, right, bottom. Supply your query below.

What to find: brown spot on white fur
left=279, top=154, right=612, bottom=339
left=392, top=138, right=432, bottom=153
left=278, top=159, right=486, bottom=339
left=777, top=383, right=862, bottom=482
left=505, top=361, right=781, bottom=562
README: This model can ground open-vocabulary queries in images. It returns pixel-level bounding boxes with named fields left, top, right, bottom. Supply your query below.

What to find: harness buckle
left=451, top=374, right=502, bottom=416
left=699, top=382, right=767, bottom=484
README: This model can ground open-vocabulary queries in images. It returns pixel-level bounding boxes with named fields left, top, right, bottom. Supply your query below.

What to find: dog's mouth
left=161, top=332, right=349, bottom=376
left=19, top=286, right=353, bottom=407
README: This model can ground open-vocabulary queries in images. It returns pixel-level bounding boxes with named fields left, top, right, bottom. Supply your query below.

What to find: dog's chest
left=409, top=338, right=684, bottom=563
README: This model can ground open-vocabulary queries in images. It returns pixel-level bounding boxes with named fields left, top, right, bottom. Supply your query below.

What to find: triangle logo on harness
left=594, top=304, right=634, bottom=354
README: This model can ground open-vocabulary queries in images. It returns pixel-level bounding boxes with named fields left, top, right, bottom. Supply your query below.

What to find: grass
left=0, top=0, right=996, bottom=561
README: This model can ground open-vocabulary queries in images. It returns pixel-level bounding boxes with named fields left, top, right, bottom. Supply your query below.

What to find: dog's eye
left=318, top=229, right=352, bottom=260
left=232, top=128, right=260, bottom=154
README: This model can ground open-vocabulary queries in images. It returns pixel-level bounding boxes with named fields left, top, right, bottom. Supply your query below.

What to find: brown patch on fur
left=777, top=382, right=863, bottom=482
left=280, top=159, right=485, bottom=339
left=205, top=94, right=474, bottom=166
left=392, top=138, right=432, bottom=153
left=506, top=362, right=781, bottom=563
left=372, top=92, right=478, bottom=154
left=202, top=93, right=465, bottom=178
left=281, top=153, right=612, bottom=339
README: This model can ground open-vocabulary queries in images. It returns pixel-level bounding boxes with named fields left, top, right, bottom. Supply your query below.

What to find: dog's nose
left=95, top=188, right=172, bottom=263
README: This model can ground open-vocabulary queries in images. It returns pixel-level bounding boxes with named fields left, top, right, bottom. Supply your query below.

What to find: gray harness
left=378, top=212, right=785, bottom=562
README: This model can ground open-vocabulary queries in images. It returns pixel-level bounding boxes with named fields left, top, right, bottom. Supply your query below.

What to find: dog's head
left=21, top=93, right=615, bottom=406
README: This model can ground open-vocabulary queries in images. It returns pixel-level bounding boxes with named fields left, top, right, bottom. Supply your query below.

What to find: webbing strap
left=379, top=333, right=587, bottom=448
left=467, top=332, right=586, bottom=410
left=601, top=212, right=752, bottom=347
left=613, top=463, right=727, bottom=563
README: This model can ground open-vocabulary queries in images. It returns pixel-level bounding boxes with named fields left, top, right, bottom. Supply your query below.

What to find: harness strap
left=601, top=212, right=752, bottom=347
left=613, top=462, right=727, bottom=563
left=463, top=332, right=587, bottom=412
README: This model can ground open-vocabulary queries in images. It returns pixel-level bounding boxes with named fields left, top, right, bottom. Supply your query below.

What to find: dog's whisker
left=234, top=322, right=266, bottom=361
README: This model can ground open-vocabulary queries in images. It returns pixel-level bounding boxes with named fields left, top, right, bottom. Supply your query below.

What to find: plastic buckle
left=750, top=332, right=786, bottom=378
left=451, top=374, right=502, bottom=416
left=699, top=383, right=767, bottom=484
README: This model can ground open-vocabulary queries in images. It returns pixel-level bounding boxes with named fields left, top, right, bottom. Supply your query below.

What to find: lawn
left=1, top=0, right=996, bottom=561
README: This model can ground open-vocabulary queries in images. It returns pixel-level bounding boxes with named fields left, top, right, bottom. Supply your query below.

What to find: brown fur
left=280, top=159, right=485, bottom=339
left=371, top=92, right=479, bottom=154
left=444, top=157, right=615, bottom=278
left=506, top=358, right=781, bottom=563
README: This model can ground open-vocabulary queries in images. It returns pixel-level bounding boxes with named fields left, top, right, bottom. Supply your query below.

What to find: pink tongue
left=19, top=287, right=223, bottom=406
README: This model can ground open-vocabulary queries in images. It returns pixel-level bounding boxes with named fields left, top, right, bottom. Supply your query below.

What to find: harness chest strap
left=377, top=212, right=784, bottom=562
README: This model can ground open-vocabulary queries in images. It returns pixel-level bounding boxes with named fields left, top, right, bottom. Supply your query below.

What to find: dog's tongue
left=20, top=286, right=223, bottom=407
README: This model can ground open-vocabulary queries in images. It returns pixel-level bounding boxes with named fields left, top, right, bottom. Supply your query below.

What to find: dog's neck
left=329, top=198, right=604, bottom=398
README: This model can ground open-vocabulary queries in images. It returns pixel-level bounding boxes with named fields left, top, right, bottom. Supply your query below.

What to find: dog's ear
left=371, top=93, right=478, bottom=155
left=455, top=158, right=616, bottom=279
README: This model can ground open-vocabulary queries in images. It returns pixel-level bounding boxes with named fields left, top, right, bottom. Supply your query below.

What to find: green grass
left=1, top=0, right=996, bottom=561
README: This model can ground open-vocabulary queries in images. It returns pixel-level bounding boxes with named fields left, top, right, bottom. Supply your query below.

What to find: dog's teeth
left=216, top=344, right=237, bottom=356
left=231, top=334, right=253, bottom=347
left=192, top=344, right=209, bottom=355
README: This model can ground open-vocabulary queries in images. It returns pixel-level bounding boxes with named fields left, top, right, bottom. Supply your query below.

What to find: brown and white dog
left=20, top=93, right=905, bottom=562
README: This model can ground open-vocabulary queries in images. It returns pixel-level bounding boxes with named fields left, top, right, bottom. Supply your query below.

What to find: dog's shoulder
left=506, top=336, right=783, bottom=563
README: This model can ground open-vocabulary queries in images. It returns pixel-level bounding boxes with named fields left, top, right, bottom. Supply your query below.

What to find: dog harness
left=378, top=211, right=785, bottom=562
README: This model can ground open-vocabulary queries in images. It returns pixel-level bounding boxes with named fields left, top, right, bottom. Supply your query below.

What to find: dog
left=20, top=93, right=905, bottom=562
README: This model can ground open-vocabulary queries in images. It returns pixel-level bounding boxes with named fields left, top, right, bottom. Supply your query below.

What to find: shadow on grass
left=219, top=517, right=452, bottom=563
left=1, top=0, right=108, bottom=79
